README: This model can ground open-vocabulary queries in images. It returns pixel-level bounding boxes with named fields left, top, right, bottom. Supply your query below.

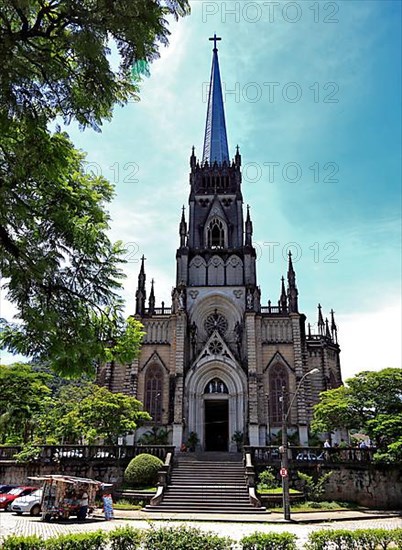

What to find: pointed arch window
left=144, top=365, right=163, bottom=423
left=269, top=365, right=288, bottom=425
left=207, top=218, right=226, bottom=248
left=204, top=378, right=228, bottom=394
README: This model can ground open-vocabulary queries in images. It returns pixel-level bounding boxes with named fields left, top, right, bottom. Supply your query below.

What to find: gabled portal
left=185, top=332, right=247, bottom=451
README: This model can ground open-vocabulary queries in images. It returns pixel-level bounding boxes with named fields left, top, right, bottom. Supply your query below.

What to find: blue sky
left=1, top=0, right=401, bottom=379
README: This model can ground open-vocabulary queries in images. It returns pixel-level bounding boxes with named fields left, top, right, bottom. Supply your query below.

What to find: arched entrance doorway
left=204, top=378, right=229, bottom=451
left=185, top=360, right=247, bottom=451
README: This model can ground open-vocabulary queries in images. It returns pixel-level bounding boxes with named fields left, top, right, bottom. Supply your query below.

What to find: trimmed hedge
left=241, top=532, right=297, bottom=550
left=45, top=531, right=107, bottom=550
left=145, top=525, right=232, bottom=549
left=1, top=535, right=44, bottom=550
left=109, top=526, right=143, bottom=550
left=124, top=452, right=163, bottom=486
left=305, top=528, right=402, bottom=550
left=1, top=526, right=229, bottom=550
left=1, top=531, right=109, bottom=550
left=2, top=525, right=402, bottom=550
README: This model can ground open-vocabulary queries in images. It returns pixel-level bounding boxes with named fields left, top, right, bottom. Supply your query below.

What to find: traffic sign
left=280, top=467, right=288, bottom=477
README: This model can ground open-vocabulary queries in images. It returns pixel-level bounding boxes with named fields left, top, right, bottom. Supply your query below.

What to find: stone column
left=245, top=313, right=259, bottom=445
left=172, top=310, right=186, bottom=449
left=290, top=313, right=308, bottom=446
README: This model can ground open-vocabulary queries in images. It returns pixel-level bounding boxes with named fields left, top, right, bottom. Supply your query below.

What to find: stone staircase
left=144, top=452, right=266, bottom=514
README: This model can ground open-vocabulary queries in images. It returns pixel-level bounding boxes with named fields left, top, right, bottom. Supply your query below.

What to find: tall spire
left=179, top=206, right=187, bottom=248
left=279, top=276, right=287, bottom=313
left=325, top=317, right=331, bottom=339
left=317, top=304, right=325, bottom=335
left=245, top=204, right=253, bottom=246
left=287, top=251, right=299, bottom=313
left=148, top=279, right=155, bottom=315
left=202, top=35, right=229, bottom=165
left=330, top=309, right=338, bottom=344
left=135, top=255, right=146, bottom=316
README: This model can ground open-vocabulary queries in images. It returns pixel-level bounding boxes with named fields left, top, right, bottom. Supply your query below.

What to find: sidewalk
left=94, top=508, right=402, bottom=524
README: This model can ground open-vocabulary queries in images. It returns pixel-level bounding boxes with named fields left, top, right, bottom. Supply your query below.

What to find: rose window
left=204, top=310, right=228, bottom=336
left=208, top=337, right=223, bottom=355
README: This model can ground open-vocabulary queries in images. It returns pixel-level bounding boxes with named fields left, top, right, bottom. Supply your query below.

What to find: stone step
left=164, top=490, right=248, bottom=501
left=145, top=452, right=266, bottom=514
left=171, top=472, right=244, bottom=483
left=175, top=464, right=242, bottom=468
left=145, top=504, right=267, bottom=513
left=177, top=452, right=243, bottom=462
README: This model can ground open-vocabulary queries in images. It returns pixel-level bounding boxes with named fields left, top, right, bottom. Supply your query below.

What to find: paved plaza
left=0, top=510, right=401, bottom=549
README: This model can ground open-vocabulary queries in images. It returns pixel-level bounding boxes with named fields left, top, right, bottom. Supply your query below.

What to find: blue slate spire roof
left=202, top=35, right=229, bottom=165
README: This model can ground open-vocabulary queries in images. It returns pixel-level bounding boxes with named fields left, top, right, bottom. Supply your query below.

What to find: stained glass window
left=145, top=365, right=163, bottom=423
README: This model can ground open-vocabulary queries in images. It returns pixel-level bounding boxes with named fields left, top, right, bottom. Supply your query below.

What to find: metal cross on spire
left=203, top=35, right=229, bottom=164
left=209, top=33, right=221, bottom=50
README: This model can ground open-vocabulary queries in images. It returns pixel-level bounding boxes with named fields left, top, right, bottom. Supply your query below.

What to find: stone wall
left=0, top=461, right=125, bottom=488
left=322, top=463, right=402, bottom=509
left=291, top=463, right=402, bottom=510
left=1, top=459, right=401, bottom=509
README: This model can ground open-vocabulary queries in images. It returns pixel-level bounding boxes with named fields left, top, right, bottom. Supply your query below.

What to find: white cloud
left=337, top=304, right=402, bottom=380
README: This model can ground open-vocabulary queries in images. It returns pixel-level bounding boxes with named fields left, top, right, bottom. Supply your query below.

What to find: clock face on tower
left=204, top=309, right=228, bottom=337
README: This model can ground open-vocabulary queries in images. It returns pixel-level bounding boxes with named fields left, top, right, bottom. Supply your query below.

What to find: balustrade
left=0, top=445, right=175, bottom=463
left=244, top=445, right=376, bottom=465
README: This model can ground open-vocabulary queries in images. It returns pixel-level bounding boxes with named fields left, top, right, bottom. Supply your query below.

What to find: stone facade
left=97, top=41, right=342, bottom=450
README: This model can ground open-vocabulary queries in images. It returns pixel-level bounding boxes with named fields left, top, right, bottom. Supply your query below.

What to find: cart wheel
left=43, top=513, right=52, bottom=521
left=31, top=504, right=41, bottom=517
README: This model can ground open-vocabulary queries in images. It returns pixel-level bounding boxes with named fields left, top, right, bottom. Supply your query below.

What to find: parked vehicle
left=0, top=486, right=37, bottom=511
left=11, top=489, right=43, bottom=516
left=0, top=485, right=17, bottom=494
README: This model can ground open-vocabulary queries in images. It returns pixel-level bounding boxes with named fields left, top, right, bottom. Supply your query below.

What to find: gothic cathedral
left=97, top=39, right=342, bottom=450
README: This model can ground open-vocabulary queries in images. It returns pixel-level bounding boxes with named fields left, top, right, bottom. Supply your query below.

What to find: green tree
left=312, top=368, right=402, bottom=462
left=0, top=0, right=190, bottom=129
left=36, top=384, right=94, bottom=444
left=138, top=426, right=171, bottom=445
left=76, top=386, right=150, bottom=444
left=0, top=363, right=52, bottom=444
left=0, top=364, right=150, bottom=445
left=38, top=382, right=150, bottom=444
left=297, top=471, right=333, bottom=502
left=0, top=0, right=189, bottom=374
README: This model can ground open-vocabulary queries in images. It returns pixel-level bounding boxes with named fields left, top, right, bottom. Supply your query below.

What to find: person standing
left=102, top=492, right=114, bottom=521
left=78, top=491, right=88, bottom=520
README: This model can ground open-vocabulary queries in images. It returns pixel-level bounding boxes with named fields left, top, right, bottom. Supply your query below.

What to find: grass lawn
left=270, top=501, right=360, bottom=513
left=258, top=487, right=302, bottom=495
left=113, top=500, right=143, bottom=510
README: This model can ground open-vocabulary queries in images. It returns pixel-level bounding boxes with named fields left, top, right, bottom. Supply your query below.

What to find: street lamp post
left=280, top=368, right=319, bottom=521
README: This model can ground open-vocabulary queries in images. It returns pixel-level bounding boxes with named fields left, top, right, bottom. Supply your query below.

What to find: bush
left=2, top=535, right=45, bottom=550
left=297, top=471, right=332, bottom=502
left=124, top=453, right=163, bottom=486
left=108, top=526, right=143, bottom=550
left=45, top=531, right=107, bottom=550
left=257, top=467, right=279, bottom=491
left=144, top=525, right=232, bottom=550
left=305, top=528, right=402, bottom=550
left=13, top=444, right=41, bottom=463
left=241, top=532, right=297, bottom=550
